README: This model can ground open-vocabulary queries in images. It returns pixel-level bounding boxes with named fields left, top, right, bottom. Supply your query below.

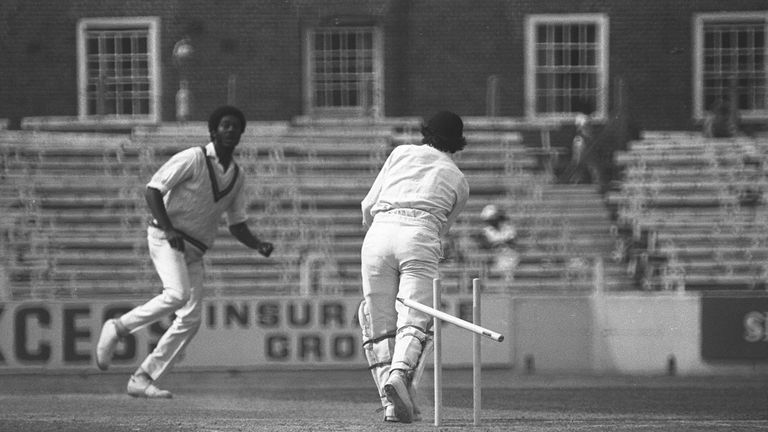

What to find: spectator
left=561, top=114, right=603, bottom=187
left=703, top=97, right=741, bottom=138
left=479, top=204, right=519, bottom=280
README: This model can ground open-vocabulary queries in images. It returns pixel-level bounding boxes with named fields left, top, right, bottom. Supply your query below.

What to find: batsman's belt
left=148, top=219, right=209, bottom=253
left=375, top=208, right=441, bottom=233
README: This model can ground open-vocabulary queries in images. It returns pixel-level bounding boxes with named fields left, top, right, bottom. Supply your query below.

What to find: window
left=304, top=26, right=383, bottom=117
left=694, top=13, right=768, bottom=120
left=77, top=17, right=161, bottom=123
left=525, top=15, right=609, bottom=120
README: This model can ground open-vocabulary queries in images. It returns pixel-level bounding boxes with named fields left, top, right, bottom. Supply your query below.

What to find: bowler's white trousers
left=361, top=209, right=441, bottom=371
left=118, top=226, right=205, bottom=380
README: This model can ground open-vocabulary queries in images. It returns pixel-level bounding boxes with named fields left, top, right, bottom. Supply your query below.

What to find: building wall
left=0, top=0, right=181, bottom=125
left=1, top=0, right=767, bottom=129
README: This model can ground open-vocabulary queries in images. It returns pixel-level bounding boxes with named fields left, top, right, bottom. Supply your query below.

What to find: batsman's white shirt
left=361, top=144, right=469, bottom=236
left=147, top=142, right=248, bottom=250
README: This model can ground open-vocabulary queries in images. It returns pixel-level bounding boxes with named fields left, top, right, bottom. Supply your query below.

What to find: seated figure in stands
left=478, top=204, right=519, bottom=280
left=94, top=106, right=274, bottom=398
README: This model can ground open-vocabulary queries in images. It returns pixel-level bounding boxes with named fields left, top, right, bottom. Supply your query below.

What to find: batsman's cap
left=424, top=111, right=464, bottom=141
left=208, top=105, right=246, bottom=134
left=481, top=204, right=501, bottom=221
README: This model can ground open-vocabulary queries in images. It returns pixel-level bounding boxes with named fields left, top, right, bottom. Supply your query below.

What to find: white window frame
left=303, top=26, right=384, bottom=118
left=525, top=14, right=609, bottom=121
left=693, top=12, right=768, bottom=121
left=77, top=17, right=161, bottom=124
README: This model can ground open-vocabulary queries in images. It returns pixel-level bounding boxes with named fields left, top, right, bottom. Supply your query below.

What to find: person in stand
left=95, top=105, right=274, bottom=398
left=562, top=113, right=603, bottom=186
left=479, top=204, right=519, bottom=280
left=703, top=96, right=741, bottom=138
left=358, top=111, right=469, bottom=423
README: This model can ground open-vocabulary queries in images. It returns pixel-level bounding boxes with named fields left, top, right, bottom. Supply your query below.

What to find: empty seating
left=609, top=132, right=768, bottom=291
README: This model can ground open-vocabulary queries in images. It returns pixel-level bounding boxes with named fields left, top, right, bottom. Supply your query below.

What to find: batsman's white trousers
left=361, top=209, right=440, bottom=371
left=118, top=226, right=205, bottom=380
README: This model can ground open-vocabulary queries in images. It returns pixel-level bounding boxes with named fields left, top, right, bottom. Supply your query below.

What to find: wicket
left=396, top=277, right=505, bottom=426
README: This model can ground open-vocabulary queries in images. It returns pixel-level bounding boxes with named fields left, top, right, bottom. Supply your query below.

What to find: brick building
left=1, top=0, right=767, bottom=131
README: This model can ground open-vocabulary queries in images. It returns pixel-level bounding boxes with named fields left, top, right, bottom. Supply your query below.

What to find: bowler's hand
left=257, top=242, right=274, bottom=257
left=165, top=228, right=185, bottom=252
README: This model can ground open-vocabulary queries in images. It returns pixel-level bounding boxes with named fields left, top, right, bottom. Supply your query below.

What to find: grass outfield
left=0, top=368, right=766, bottom=431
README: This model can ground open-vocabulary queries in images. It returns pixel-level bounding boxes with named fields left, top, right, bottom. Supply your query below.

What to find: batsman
left=358, top=111, right=469, bottom=423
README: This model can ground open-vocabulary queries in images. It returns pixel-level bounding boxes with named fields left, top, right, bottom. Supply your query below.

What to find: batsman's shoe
left=384, top=370, right=414, bottom=423
left=383, top=404, right=419, bottom=423
left=127, top=375, right=173, bottom=399
left=412, top=407, right=422, bottom=422
left=408, top=384, right=422, bottom=422
left=96, top=319, right=120, bottom=371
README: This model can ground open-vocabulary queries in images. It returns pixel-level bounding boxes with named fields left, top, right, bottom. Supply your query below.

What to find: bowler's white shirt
left=147, top=142, right=248, bottom=249
left=362, top=144, right=469, bottom=236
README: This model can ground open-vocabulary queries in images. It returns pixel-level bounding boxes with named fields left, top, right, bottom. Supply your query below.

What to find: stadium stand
left=608, top=132, right=768, bottom=291
left=0, top=120, right=632, bottom=300
left=0, top=131, right=150, bottom=299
